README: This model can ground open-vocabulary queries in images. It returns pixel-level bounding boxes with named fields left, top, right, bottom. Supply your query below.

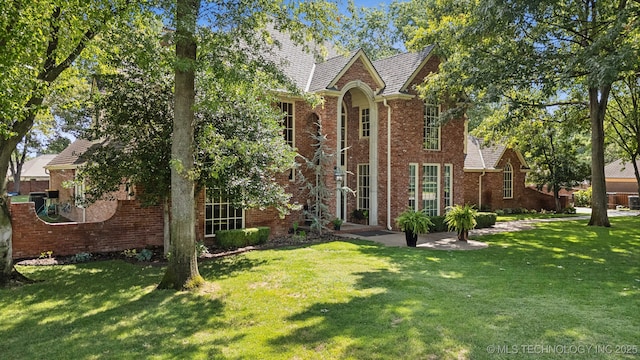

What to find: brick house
left=463, top=136, right=532, bottom=211
left=38, top=32, right=541, bottom=251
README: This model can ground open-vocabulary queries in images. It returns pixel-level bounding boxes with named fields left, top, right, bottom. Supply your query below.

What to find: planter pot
left=405, top=231, right=418, bottom=247
left=333, top=224, right=341, bottom=231
left=458, top=230, right=469, bottom=242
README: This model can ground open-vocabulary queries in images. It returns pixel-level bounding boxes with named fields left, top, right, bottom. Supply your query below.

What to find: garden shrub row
left=215, top=227, right=270, bottom=249
left=428, top=212, right=497, bottom=233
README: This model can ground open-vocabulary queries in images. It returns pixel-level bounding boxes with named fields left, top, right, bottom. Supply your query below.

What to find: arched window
left=503, top=163, right=513, bottom=199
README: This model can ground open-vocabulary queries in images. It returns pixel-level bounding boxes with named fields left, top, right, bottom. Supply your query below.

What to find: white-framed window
left=204, top=188, right=244, bottom=237
left=422, top=164, right=440, bottom=216
left=503, top=163, right=513, bottom=199
left=424, top=103, right=440, bottom=150
left=74, top=175, right=86, bottom=208
left=279, top=102, right=294, bottom=147
left=444, top=164, right=453, bottom=209
left=360, top=108, right=370, bottom=138
left=340, top=103, right=348, bottom=167
left=409, top=163, right=419, bottom=210
left=357, top=164, right=370, bottom=211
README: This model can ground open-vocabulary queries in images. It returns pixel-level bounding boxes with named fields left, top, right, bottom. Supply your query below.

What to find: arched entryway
left=336, top=81, right=378, bottom=225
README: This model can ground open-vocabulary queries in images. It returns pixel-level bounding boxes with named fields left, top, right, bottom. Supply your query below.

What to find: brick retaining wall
left=11, top=200, right=163, bottom=259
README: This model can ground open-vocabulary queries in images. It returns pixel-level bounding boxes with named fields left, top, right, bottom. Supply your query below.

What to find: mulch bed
left=15, top=233, right=343, bottom=267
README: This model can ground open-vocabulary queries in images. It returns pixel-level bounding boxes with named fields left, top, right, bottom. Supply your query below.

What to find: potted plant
left=331, top=217, right=344, bottom=231
left=395, top=208, right=433, bottom=247
left=351, top=209, right=369, bottom=224
left=444, top=204, right=478, bottom=242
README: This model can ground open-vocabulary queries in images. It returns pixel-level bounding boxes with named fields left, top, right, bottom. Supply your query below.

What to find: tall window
left=422, top=164, right=440, bottom=216
left=408, top=164, right=418, bottom=210
left=74, top=176, right=86, bottom=208
left=279, top=102, right=294, bottom=147
left=357, top=164, right=370, bottom=211
left=205, top=188, right=244, bottom=237
left=360, top=108, right=370, bottom=138
left=503, top=163, right=513, bottom=199
left=340, top=103, right=347, bottom=167
left=444, top=164, right=453, bottom=209
left=424, top=104, right=440, bottom=150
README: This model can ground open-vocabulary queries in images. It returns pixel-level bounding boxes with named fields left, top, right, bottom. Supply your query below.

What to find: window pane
left=424, top=104, right=440, bottom=150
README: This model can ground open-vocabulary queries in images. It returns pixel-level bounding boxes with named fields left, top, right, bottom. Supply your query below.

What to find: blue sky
left=352, top=0, right=395, bottom=8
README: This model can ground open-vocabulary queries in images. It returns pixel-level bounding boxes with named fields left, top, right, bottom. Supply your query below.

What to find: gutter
left=478, top=171, right=486, bottom=210
left=383, top=97, right=392, bottom=230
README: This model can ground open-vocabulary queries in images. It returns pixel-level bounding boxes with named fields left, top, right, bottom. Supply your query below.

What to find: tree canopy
left=406, top=0, right=640, bottom=226
left=0, top=0, right=145, bottom=285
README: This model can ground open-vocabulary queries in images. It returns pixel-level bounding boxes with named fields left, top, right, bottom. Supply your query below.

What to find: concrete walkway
left=336, top=207, right=639, bottom=250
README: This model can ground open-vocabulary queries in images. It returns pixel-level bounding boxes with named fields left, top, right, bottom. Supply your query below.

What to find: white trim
left=335, top=80, right=379, bottom=225
left=327, top=50, right=385, bottom=91
left=400, top=49, right=435, bottom=93
left=444, top=163, right=453, bottom=209
left=408, top=163, right=419, bottom=211
left=305, top=63, right=316, bottom=93
left=423, top=103, right=441, bottom=151
left=503, top=162, right=513, bottom=199
left=421, top=163, right=441, bottom=216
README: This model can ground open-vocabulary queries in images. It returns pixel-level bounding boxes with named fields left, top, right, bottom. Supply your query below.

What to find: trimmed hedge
left=428, top=216, right=448, bottom=232
left=215, top=227, right=270, bottom=249
left=476, top=212, right=497, bottom=228
left=428, top=212, right=497, bottom=233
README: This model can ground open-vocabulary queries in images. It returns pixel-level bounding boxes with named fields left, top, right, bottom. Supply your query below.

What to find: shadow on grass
left=2, top=260, right=237, bottom=358
left=266, top=217, right=640, bottom=359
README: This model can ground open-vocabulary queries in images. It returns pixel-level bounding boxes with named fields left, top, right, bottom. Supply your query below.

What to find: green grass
left=9, top=195, right=29, bottom=203
left=2, top=217, right=639, bottom=359
left=497, top=212, right=583, bottom=222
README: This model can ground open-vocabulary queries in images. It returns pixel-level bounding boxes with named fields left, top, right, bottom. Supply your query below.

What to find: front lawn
left=497, top=212, right=583, bottom=222
left=1, top=217, right=639, bottom=359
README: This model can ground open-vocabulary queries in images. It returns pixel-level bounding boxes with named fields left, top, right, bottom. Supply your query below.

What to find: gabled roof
left=308, top=52, right=354, bottom=92
left=266, top=26, right=435, bottom=96
left=45, top=139, right=102, bottom=169
left=373, top=45, right=435, bottom=96
left=605, top=159, right=640, bottom=179
left=464, top=136, right=529, bottom=171
left=263, top=24, right=339, bottom=92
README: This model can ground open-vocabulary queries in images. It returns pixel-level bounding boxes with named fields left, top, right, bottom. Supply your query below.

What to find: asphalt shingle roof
left=266, top=25, right=435, bottom=95
left=45, top=139, right=101, bottom=168
left=464, top=136, right=507, bottom=170
left=373, top=46, right=435, bottom=95
left=605, top=159, right=640, bottom=179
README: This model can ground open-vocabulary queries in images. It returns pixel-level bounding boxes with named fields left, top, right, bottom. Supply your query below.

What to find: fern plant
left=444, top=204, right=478, bottom=242
left=395, top=208, right=433, bottom=247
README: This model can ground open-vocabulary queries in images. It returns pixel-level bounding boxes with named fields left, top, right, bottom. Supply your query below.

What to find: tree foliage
left=606, top=74, right=640, bottom=194
left=0, top=0, right=143, bottom=285
left=335, top=0, right=406, bottom=60
left=406, top=0, right=640, bottom=226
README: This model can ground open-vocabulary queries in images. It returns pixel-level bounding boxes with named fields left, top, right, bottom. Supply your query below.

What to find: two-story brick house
left=44, top=31, right=541, bottom=245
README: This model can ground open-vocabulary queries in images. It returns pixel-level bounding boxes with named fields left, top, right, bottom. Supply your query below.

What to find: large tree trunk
left=0, top=117, right=34, bottom=284
left=158, top=0, right=203, bottom=290
left=588, top=87, right=611, bottom=227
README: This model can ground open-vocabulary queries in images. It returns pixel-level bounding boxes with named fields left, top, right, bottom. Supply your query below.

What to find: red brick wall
left=11, top=199, right=163, bottom=259
left=6, top=180, right=49, bottom=194
left=463, top=148, right=560, bottom=211
left=48, top=168, right=132, bottom=223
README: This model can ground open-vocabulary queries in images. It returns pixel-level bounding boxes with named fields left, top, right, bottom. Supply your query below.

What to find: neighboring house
left=45, top=139, right=131, bottom=223
left=6, top=154, right=57, bottom=195
left=44, top=30, right=548, bottom=243
left=604, top=159, right=640, bottom=193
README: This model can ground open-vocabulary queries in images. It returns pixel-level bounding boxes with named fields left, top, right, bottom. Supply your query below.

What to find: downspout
left=478, top=171, right=486, bottom=210
left=383, top=97, right=392, bottom=230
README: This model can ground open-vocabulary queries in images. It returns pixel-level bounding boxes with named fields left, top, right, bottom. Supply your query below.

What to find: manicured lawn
left=2, top=217, right=639, bottom=359
left=497, top=212, right=583, bottom=222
